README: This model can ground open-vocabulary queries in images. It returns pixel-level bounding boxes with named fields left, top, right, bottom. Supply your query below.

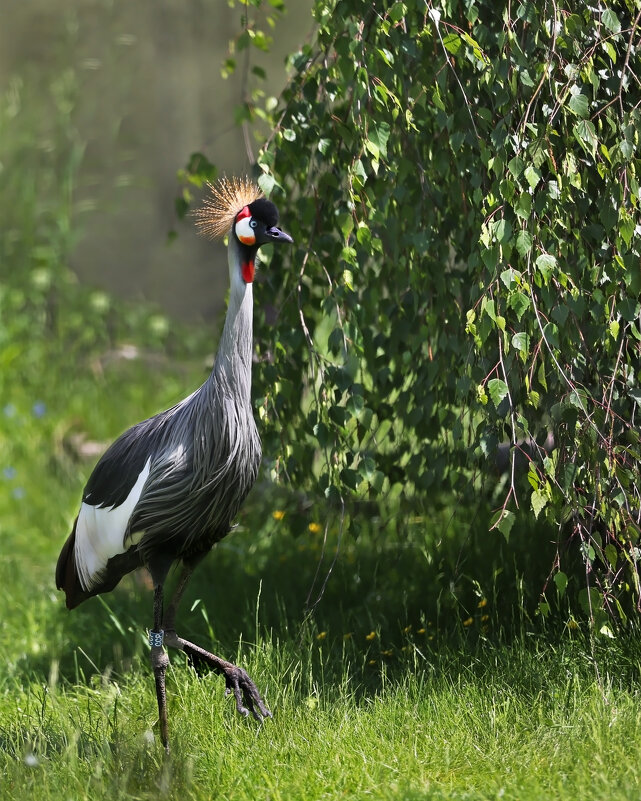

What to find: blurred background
left=0, top=0, right=312, bottom=321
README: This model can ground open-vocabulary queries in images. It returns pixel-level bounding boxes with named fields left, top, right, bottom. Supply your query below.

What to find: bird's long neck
left=211, top=237, right=255, bottom=406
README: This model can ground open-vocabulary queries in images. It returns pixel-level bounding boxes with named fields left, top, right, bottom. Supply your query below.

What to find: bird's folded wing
left=75, top=457, right=152, bottom=591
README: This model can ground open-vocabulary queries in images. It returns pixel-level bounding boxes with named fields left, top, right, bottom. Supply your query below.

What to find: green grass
left=2, top=623, right=641, bottom=800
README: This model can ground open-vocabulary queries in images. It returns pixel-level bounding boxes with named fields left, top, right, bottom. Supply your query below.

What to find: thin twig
left=426, top=3, right=481, bottom=143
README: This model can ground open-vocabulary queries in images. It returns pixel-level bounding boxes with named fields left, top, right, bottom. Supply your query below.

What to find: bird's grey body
left=56, top=182, right=292, bottom=751
left=58, top=237, right=261, bottom=606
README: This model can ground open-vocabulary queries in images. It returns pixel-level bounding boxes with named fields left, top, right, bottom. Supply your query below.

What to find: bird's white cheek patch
left=235, top=216, right=256, bottom=246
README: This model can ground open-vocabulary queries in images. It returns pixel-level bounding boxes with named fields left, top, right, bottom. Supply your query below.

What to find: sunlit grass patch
left=3, top=632, right=641, bottom=801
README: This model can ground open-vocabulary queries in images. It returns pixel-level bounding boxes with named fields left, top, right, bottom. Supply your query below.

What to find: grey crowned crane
left=56, top=177, right=293, bottom=752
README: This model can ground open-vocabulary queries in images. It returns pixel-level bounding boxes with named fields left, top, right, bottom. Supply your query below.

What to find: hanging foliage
left=184, top=0, right=641, bottom=625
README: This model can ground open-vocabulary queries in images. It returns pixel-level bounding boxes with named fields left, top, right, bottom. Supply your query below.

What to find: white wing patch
left=75, top=458, right=151, bottom=590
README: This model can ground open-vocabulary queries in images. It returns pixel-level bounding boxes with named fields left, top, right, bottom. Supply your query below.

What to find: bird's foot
left=222, top=662, right=272, bottom=722
left=163, top=630, right=271, bottom=722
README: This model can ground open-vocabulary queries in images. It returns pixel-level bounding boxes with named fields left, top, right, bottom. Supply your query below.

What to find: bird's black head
left=234, top=198, right=294, bottom=248
left=248, top=198, right=279, bottom=229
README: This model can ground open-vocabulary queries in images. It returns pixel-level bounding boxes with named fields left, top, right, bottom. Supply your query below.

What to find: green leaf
left=524, top=164, right=541, bottom=189
left=359, top=455, right=377, bottom=479
left=370, top=470, right=385, bottom=493
left=388, top=2, right=405, bottom=23
left=257, top=172, right=275, bottom=196
left=528, top=137, right=547, bottom=168
left=568, top=91, right=589, bottom=119
left=367, top=121, right=391, bottom=160
left=499, top=178, right=515, bottom=202
left=461, top=31, right=489, bottom=64
left=482, top=296, right=497, bottom=321
left=619, top=210, right=635, bottom=248
left=330, top=406, right=351, bottom=427
left=340, top=468, right=360, bottom=490
left=508, top=156, right=525, bottom=179
left=573, top=120, right=598, bottom=156
left=535, top=253, right=557, bottom=280
left=542, top=321, right=559, bottom=349
left=616, top=298, right=640, bottom=321
left=579, top=586, right=603, bottom=615
left=605, top=543, right=618, bottom=570
left=601, top=8, right=621, bottom=33
left=487, top=378, right=509, bottom=407
left=619, top=138, right=634, bottom=161
left=338, top=212, right=354, bottom=239
left=508, top=291, right=530, bottom=321
left=376, top=47, right=395, bottom=66
left=442, top=32, right=462, bottom=54
left=531, top=488, right=548, bottom=519
left=494, top=218, right=513, bottom=245
left=512, top=331, right=530, bottom=356
left=514, top=193, right=532, bottom=219
left=491, top=509, right=515, bottom=542
left=601, top=40, right=617, bottom=63
left=500, top=268, right=518, bottom=290
left=554, top=570, right=568, bottom=598
left=515, top=229, right=532, bottom=256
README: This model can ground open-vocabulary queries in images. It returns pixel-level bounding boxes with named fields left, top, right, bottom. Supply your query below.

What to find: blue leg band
left=149, top=630, right=164, bottom=648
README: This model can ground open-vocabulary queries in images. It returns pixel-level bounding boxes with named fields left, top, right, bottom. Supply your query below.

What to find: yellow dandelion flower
left=477, top=598, right=488, bottom=608
left=272, top=509, right=285, bottom=521
left=316, top=631, right=327, bottom=641
left=417, top=627, right=426, bottom=635
left=481, top=614, right=489, bottom=622
left=403, top=625, right=412, bottom=634
left=567, top=619, right=579, bottom=630
left=428, top=634, right=434, bottom=641
left=343, top=632, right=352, bottom=640
left=382, top=649, right=394, bottom=657
left=463, top=617, right=474, bottom=627
left=368, top=659, right=377, bottom=666
left=308, top=522, right=322, bottom=534
left=365, top=631, right=377, bottom=641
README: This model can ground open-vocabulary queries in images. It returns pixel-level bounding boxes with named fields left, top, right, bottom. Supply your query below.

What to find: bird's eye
left=249, top=219, right=258, bottom=229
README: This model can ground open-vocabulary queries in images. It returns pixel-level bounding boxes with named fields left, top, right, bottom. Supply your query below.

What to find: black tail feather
left=55, top=517, right=91, bottom=609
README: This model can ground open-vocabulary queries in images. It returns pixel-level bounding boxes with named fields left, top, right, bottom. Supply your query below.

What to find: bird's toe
left=223, top=665, right=271, bottom=721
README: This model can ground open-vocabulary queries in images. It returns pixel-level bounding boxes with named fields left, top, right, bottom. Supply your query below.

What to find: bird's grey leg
left=162, top=563, right=271, bottom=722
left=150, top=582, right=171, bottom=752
left=160, top=562, right=195, bottom=633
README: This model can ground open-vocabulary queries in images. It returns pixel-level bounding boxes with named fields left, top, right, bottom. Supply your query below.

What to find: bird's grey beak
left=265, top=226, right=294, bottom=244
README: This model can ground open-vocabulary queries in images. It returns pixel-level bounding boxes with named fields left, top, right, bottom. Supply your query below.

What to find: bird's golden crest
left=193, top=176, right=263, bottom=240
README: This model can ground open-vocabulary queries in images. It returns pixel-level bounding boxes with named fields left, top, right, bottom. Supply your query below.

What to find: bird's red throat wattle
left=241, top=259, right=255, bottom=283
